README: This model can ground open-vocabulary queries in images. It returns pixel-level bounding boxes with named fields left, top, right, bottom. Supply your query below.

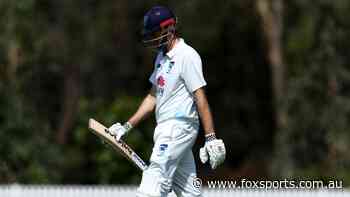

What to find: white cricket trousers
left=137, top=119, right=202, bottom=197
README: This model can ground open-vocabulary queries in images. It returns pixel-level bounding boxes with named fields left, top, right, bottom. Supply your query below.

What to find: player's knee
left=137, top=167, right=173, bottom=197
left=172, top=173, right=202, bottom=197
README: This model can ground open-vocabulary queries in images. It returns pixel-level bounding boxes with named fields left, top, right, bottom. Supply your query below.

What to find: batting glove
left=199, top=133, right=226, bottom=169
left=108, top=122, right=133, bottom=141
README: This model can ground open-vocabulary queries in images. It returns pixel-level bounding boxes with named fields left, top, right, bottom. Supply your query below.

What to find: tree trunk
left=54, top=1, right=81, bottom=144
left=257, top=0, right=285, bottom=129
left=112, top=1, right=135, bottom=86
left=57, top=65, right=80, bottom=144
left=256, top=0, right=288, bottom=176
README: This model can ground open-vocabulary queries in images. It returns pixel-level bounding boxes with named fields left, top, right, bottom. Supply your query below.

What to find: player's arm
left=194, top=87, right=226, bottom=169
left=181, top=52, right=225, bottom=169
left=127, top=86, right=156, bottom=127
left=108, top=86, right=156, bottom=141
left=181, top=53, right=216, bottom=137
left=193, top=88, right=215, bottom=136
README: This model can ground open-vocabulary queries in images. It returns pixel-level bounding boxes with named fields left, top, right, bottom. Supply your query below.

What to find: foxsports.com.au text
left=204, top=179, right=343, bottom=189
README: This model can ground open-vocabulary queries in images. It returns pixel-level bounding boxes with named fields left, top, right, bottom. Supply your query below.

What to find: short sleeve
left=181, top=52, right=207, bottom=92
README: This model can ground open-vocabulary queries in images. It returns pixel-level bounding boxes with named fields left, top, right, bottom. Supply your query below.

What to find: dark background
left=0, top=0, right=349, bottom=185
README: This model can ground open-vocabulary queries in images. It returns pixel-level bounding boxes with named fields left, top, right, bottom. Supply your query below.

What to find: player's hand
left=108, top=122, right=133, bottom=141
left=199, top=134, right=226, bottom=169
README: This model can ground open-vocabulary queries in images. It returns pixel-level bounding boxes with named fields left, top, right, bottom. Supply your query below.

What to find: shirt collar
left=165, top=38, right=184, bottom=59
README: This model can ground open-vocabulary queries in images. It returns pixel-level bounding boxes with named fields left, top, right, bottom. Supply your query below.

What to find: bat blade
left=88, top=118, right=148, bottom=171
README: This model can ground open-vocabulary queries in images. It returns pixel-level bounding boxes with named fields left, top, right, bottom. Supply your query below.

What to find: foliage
left=273, top=0, right=350, bottom=181
left=0, top=0, right=349, bottom=185
left=63, top=96, right=154, bottom=184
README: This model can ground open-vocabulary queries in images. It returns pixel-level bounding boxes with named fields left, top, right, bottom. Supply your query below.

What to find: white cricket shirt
left=149, top=38, right=207, bottom=124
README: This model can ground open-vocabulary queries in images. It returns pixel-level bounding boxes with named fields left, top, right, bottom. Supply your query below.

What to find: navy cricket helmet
left=142, top=6, right=177, bottom=49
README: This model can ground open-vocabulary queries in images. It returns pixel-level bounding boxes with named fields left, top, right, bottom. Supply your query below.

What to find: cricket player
left=109, top=6, right=226, bottom=197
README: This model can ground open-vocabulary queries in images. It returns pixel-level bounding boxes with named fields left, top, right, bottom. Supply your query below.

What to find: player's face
left=143, top=25, right=175, bottom=50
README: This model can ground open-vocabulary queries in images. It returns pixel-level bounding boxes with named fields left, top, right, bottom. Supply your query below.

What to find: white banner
left=0, top=184, right=347, bottom=197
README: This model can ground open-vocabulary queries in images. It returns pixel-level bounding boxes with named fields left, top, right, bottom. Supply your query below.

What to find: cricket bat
left=88, top=118, right=148, bottom=171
